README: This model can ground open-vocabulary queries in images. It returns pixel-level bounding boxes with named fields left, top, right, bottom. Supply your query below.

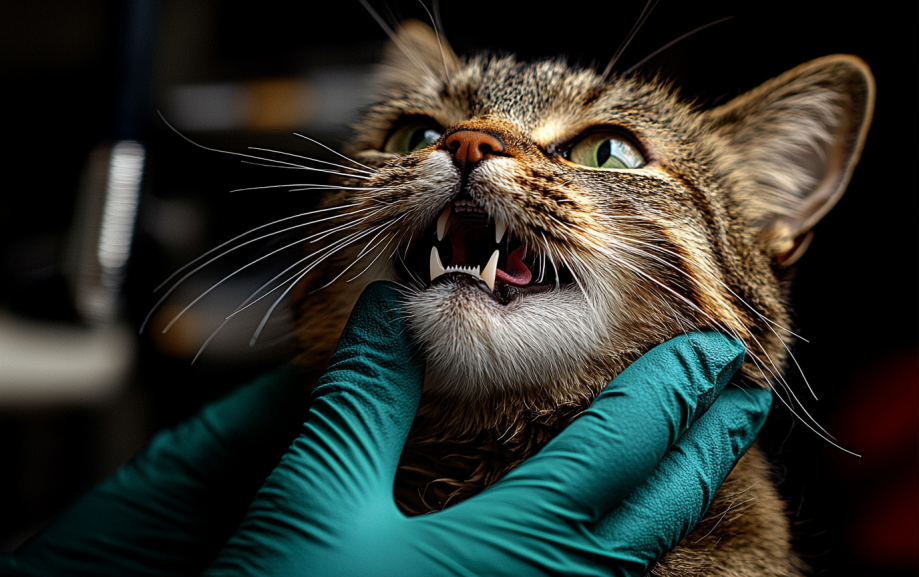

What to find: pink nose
left=445, top=130, right=505, bottom=170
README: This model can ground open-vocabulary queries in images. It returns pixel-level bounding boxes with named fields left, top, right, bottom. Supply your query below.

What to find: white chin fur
left=404, top=279, right=604, bottom=399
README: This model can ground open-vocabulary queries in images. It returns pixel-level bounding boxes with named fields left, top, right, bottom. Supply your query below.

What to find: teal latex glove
left=205, top=282, right=771, bottom=576
left=0, top=365, right=312, bottom=576
left=0, top=281, right=771, bottom=576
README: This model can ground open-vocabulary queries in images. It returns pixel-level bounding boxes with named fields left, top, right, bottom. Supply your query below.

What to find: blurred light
left=0, top=313, right=134, bottom=405
left=167, top=68, right=372, bottom=133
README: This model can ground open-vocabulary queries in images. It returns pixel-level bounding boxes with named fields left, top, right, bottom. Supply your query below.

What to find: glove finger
left=591, top=388, right=771, bottom=570
left=490, top=332, right=744, bottom=523
left=205, top=282, right=424, bottom=574
left=263, top=282, right=424, bottom=504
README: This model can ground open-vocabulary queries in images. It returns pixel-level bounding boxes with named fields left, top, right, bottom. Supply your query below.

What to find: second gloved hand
left=205, top=282, right=771, bottom=577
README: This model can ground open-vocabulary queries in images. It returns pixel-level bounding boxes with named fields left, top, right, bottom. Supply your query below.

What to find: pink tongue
left=495, top=245, right=532, bottom=286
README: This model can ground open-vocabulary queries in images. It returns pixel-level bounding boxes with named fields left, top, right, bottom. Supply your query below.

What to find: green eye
left=566, top=132, right=645, bottom=169
left=383, top=121, right=444, bottom=154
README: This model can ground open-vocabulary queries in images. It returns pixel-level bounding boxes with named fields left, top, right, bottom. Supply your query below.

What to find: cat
left=286, top=20, right=874, bottom=576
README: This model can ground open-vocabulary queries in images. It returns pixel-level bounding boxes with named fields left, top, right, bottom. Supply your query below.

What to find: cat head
left=296, top=21, right=873, bottom=423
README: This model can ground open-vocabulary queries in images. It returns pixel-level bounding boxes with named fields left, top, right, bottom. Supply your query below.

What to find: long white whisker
left=311, top=217, right=406, bottom=292
left=141, top=206, right=370, bottom=333
left=623, top=16, right=734, bottom=77
left=346, top=234, right=398, bottom=283
left=292, top=133, right=378, bottom=172
left=357, top=0, right=437, bottom=80
left=165, top=209, right=391, bottom=335
left=154, top=204, right=360, bottom=293
left=602, top=0, right=659, bottom=78
left=612, top=236, right=835, bottom=438
left=161, top=233, right=320, bottom=334
left=230, top=183, right=378, bottom=193
left=541, top=232, right=560, bottom=290
left=249, top=222, right=394, bottom=345
left=416, top=0, right=450, bottom=80
left=239, top=160, right=370, bottom=180
left=224, top=226, right=377, bottom=322
left=247, top=146, right=375, bottom=175
left=619, top=237, right=815, bottom=398
left=158, top=111, right=371, bottom=180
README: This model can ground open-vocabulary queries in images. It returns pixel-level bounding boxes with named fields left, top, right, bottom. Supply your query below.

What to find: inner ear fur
left=704, top=55, right=875, bottom=259
left=378, top=20, right=460, bottom=93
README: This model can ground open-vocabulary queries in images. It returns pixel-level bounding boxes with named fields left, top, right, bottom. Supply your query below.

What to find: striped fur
left=292, top=21, right=874, bottom=576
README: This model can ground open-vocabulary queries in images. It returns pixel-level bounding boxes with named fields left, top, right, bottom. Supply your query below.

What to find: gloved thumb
left=289, top=281, right=425, bottom=501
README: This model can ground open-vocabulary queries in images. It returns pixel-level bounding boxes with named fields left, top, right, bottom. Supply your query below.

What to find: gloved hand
left=0, top=282, right=771, bottom=577
left=0, top=363, right=313, bottom=576
left=207, top=283, right=770, bottom=576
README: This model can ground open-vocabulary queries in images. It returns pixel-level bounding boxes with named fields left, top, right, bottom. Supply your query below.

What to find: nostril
left=445, top=130, right=505, bottom=169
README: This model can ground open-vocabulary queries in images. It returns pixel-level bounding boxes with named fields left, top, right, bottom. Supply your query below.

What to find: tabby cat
left=289, top=21, right=874, bottom=576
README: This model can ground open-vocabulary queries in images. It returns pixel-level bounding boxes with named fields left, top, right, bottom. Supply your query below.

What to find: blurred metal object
left=67, top=141, right=145, bottom=326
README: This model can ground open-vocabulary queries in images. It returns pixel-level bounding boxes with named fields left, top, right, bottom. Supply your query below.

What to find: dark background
left=1, top=1, right=916, bottom=574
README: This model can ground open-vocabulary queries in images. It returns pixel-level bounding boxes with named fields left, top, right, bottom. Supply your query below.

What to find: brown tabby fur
left=292, top=21, right=874, bottom=576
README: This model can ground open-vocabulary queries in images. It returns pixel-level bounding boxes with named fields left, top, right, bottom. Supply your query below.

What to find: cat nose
left=445, top=130, right=505, bottom=171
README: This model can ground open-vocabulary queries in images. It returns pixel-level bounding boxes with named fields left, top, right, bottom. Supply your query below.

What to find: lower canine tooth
left=480, top=250, right=499, bottom=290
left=430, top=246, right=446, bottom=281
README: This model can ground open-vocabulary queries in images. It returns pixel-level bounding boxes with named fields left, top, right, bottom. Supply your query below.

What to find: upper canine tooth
left=436, top=203, right=452, bottom=241
left=480, top=250, right=499, bottom=290
left=430, top=246, right=446, bottom=281
left=494, top=217, right=508, bottom=244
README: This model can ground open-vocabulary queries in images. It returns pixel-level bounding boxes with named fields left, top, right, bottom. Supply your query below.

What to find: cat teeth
left=454, top=199, right=486, bottom=213
left=436, top=203, right=452, bottom=241
left=435, top=201, right=509, bottom=244
left=494, top=217, right=507, bottom=244
left=446, top=264, right=481, bottom=276
left=429, top=245, right=493, bottom=289
left=430, top=246, right=446, bottom=281
left=481, top=250, right=499, bottom=290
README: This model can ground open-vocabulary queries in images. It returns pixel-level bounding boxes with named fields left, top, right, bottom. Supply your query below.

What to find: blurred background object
left=1, top=1, right=915, bottom=574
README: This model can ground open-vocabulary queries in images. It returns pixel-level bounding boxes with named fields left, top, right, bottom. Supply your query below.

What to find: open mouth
left=398, top=195, right=573, bottom=304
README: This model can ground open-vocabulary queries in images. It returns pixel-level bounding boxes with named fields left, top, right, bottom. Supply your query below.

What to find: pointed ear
left=378, top=20, right=460, bottom=93
left=704, top=55, right=874, bottom=262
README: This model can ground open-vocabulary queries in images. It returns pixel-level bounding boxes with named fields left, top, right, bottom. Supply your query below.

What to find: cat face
left=297, top=22, right=873, bottom=420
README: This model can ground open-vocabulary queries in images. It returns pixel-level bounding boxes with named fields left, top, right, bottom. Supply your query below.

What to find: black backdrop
left=1, top=2, right=916, bottom=574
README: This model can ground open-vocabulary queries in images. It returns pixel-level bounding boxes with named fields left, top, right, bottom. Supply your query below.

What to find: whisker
left=619, top=237, right=815, bottom=398
left=141, top=205, right=370, bottom=333
left=249, top=221, right=396, bottom=344
left=158, top=111, right=371, bottom=180
left=346, top=233, right=398, bottom=283
left=292, top=133, right=378, bottom=173
left=623, top=16, right=734, bottom=77
left=415, top=0, right=450, bottom=80
left=160, top=210, right=386, bottom=334
left=230, top=183, right=378, bottom=193
left=601, top=0, right=659, bottom=78
left=154, top=204, right=359, bottom=293
left=541, top=232, right=560, bottom=290
left=614, top=237, right=839, bottom=438
left=358, top=0, right=437, bottom=80
left=247, top=146, right=375, bottom=175
left=225, top=221, right=387, bottom=325
left=161, top=233, right=316, bottom=334
left=311, top=217, right=406, bottom=292
left=239, top=160, right=370, bottom=180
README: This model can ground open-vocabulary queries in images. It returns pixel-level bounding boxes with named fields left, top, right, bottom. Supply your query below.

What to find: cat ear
left=704, top=55, right=874, bottom=263
left=378, top=20, right=460, bottom=92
